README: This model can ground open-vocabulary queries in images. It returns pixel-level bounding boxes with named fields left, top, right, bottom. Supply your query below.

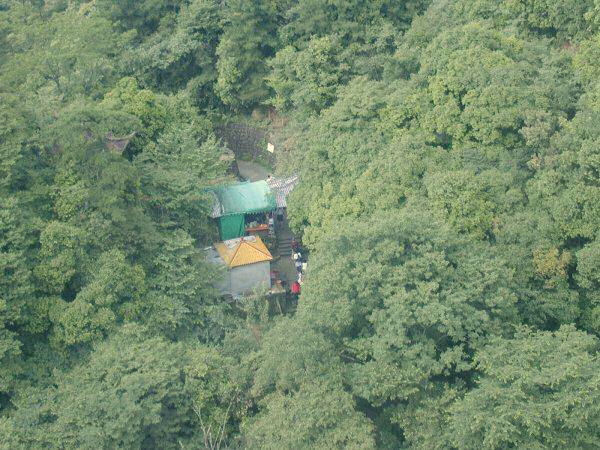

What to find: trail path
left=271, top=210, right=298, bottom=287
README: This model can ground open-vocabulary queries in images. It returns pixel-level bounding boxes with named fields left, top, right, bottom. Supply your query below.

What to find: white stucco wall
left=230, top=261, right=271, bottom=296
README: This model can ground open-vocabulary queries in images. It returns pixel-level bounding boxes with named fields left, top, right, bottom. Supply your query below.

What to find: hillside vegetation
left=2, top=1, right=600, bottom=448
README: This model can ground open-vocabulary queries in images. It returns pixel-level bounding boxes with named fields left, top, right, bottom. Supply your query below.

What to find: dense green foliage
left=2, top=0, right=600, bottom=448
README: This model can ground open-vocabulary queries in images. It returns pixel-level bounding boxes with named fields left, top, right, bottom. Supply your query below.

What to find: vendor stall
left=208, top=180, right=277, bottom=240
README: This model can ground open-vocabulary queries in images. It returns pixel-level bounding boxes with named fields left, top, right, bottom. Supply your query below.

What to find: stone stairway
left=275, top=210, right=295, bottom=257
left=278, top=236, right=293, bottom=257
left=272, top=211, right=301, bottom=285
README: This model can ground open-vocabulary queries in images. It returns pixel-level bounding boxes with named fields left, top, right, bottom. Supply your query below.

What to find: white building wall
left=230, top=261, right=271, bottom=296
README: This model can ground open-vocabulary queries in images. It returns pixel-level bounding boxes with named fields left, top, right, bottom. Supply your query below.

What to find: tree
left=134, top=119, right=226, bottom=237
left=4, top=0, right=600, bottom=447
left=244, top=318, right=376, bottom=448
left=215, top=0, right=279, bottom=108
left=1, top=5, right=132, bottom=100
left=575, top=239, right=600, bottom=333
left=48, top=250, right=146, bottom=350
left=141, top=230, right=226, bottom=341
left=267, top=35, right=349, bottom=115
left=94, top=0, right=182, bottom=37
left=413, top=23, right=570, bottom=155
left=279, top=0, right=429, bottom=46
left=245, top=380, right=376, bottom=449
left=447, top=326, right=600, bottom=449
left=250, top=211, right=519, bottom=447
left=101, top=77, right=168, bottom=154
left=528, top=88, right=600, bottom=242
left=424, top=170, right=497, bottom=238
left=0, top=97, right=50, bottom=404
left=126, top=0, right=223, bottom=109
left=502, top=0, right=594, bottom=39
left=1, top=324, right=198, bottom=449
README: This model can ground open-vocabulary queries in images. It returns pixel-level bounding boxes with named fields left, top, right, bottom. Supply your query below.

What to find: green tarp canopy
left=208, top=180, right=277, bottom=240
left=219, top=214, right=246, bottom=240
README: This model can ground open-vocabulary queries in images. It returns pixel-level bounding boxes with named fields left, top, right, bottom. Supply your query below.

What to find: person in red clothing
left=291, top=281, right=301, bottom=295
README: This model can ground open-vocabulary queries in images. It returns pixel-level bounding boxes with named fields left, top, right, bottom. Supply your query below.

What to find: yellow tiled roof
left=214, top=236, right=273, bottom=268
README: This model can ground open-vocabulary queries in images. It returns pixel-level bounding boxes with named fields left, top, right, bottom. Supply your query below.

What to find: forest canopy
left=2, top=0, right=600, bottom=448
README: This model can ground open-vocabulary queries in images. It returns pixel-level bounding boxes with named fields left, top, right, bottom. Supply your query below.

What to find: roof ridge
left=230, top=238, right=257, bottom=267
left=245, top=239, right=271, bottom=258
left=228, top=239, right=243, bottom=266
left=215, top=236, right=272, bottom=269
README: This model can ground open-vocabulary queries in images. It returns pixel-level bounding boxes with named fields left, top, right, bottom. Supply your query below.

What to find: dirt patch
left=237, top=160, right=271, bottom=182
